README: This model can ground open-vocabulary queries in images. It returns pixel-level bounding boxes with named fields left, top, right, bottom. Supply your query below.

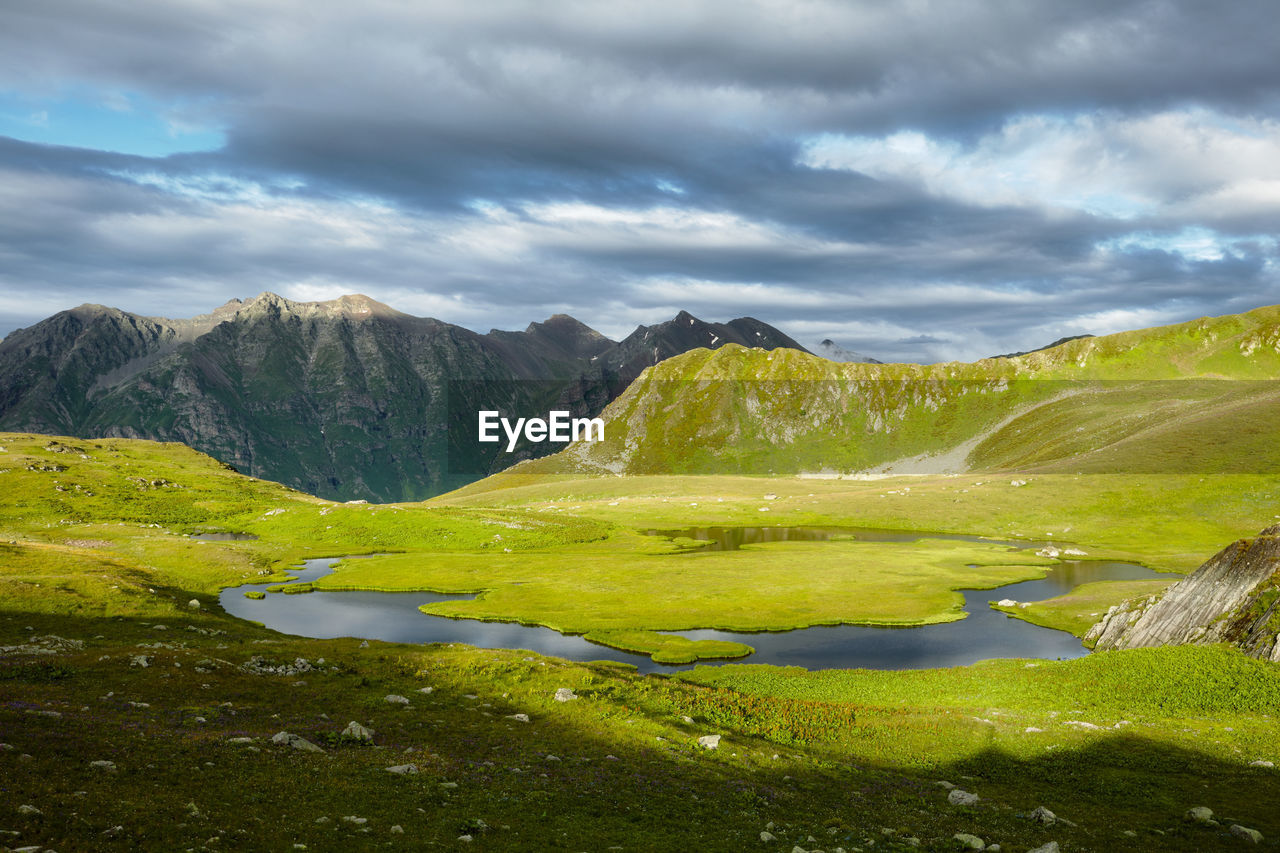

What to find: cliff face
left=1087, top=524, right=1280, bottom=662
left=0, top=294, right=805, bottom=501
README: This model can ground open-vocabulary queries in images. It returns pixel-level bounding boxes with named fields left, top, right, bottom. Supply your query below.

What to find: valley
left=3, top=304, right=1280, bottom=851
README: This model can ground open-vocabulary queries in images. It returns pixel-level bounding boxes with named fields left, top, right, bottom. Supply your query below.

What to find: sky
left=2, top=1, right=1280, bottom=363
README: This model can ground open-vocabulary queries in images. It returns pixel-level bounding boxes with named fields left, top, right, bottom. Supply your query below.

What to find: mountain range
left=0, top=293, right=806, bottom=501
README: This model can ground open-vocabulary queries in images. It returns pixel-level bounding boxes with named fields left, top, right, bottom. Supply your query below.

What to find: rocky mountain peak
left=815, top=338, right=882, bottom=364
left=232, top=291, right=401, bottom=321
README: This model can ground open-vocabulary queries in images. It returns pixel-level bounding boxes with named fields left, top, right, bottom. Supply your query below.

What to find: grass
left=307, top=535, right=1058, bottom=662
left=2, top=613, right=1276, bottom=851
left=441, top=471, right=1276, bottom=572
left=492, top=303, right=1280, bottom=484
left=992, top=579, right=1174, bottom=638
left=3, top=430, right=1280, bottom=849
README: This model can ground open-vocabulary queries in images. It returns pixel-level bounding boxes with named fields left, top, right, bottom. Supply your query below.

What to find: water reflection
left=218, top=531, right=1170, bottom=673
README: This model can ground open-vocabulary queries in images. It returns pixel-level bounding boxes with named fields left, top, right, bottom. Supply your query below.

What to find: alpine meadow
left=7, top=2, right=1280, bottom=851
left=3, top=303, right=1280, bottom=851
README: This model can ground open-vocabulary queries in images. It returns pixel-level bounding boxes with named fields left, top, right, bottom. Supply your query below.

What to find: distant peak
left=528, top=313, right=599, bottom=334
left=238, top=292, right=400, bottom=319
left=248, top=291, right=287, bottom=306
left=673, top=310, right=699, bottom=324
left=329, top=293, right=395, bottom=316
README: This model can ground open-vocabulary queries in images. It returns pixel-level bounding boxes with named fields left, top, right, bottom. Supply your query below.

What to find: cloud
left=2, top=1, right=1280, bottom=360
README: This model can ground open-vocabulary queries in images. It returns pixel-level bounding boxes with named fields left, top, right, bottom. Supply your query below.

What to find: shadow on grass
left=1, top=606, right=1276, bottom=852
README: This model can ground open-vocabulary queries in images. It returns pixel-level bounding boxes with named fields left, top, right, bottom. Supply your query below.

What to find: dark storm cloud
left=3, top=1, right=1280, bottom=361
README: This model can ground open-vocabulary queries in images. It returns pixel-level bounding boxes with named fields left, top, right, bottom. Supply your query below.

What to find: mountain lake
left=219, top=526, right=1169, bottom=673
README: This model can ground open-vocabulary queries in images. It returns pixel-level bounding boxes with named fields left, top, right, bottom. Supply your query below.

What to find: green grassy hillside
left=492, top=304, right=1280, bottom=479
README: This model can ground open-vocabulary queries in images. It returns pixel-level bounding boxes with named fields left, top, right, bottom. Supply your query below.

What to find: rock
left=17, top=804, right=41, bottom=815
left=418, top=686, right=434, bottom=694
left=130, top=654, right=153, bottom=668
left=241, top=655, right=314, bottom=676
left=1028, top=843, right=1059, bottom=853
left=952, top=833, right=984, bottom=850
left=554, top=687, right=577, bottom=702
left=948, top=789, right=980, bottom=806
left=996, top=599, right=1018, bottom=607
left=342, top=721, right=374, bottom=741
left=1185, top=806, right=1214, bottom=823
left=1036, top=546, right=1060, bottom=558
left=458, top=834, right=473, bottom=842
left=342, top=815, right=367, bottom=825
left=227, top=737, right=255, bottom=744
left=188, top=599, right=201, bottom=609
left=270, top=731, right=324, bottom=753
left=760, top=830, right=777, bottom=842
left=697, top=734, right=721, bottom=749
left=1249, top=759, right=1275, bottom=767
left=384, top=694, right=410, bottom=705
left=390, top=825, right=404, bottom=834
left=936, top=780, right=956, bottom=790
left=386, top=764, right=418, bottom=775
left=507, top=713, right=530, bottom=722
left=1029, top=805, right=1057, bottom=825
left=1230, top=825, right=1264, bottom=844
left=90, top=759, right=117, bottom=771
left=1087, top=525, right=1280, bottom=661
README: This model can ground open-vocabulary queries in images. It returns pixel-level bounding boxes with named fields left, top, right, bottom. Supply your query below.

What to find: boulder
left=1230, top=825, right=1263, bottom=844
left=386, top=764, right=418, bottom=775
left=342, top=721, right=374, bottom=742
left=270, top=731, right=324, bottom=753
left=948, top=789, right=980, bottom=806
left=1029, top=806, right=1056, bottom=826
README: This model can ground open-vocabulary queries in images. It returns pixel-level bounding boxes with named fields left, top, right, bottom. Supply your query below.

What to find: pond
left=218, top=527, right=1170, bottom=673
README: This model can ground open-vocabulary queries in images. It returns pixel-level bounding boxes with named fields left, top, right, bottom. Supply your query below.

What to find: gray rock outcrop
left=1086, top=524, right=1280, bottom=661
left=270, top=731, right=324, bottom=753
